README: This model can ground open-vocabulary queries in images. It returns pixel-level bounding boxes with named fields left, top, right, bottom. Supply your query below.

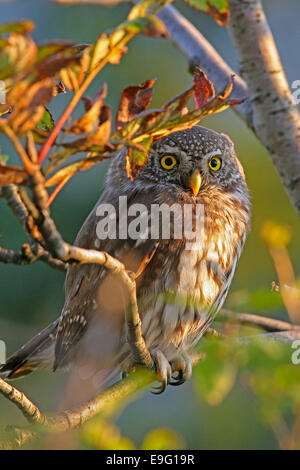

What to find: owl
left=1, top=126, right=250, bottom=394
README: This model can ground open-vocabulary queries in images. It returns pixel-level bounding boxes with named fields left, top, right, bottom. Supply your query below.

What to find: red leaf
left=116, top=79, right=156, bottom=130
left=193, top=67, right=215, bottom=109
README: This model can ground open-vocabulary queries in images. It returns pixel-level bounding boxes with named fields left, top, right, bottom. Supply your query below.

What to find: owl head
left=136, top=125, right=247, bottom=200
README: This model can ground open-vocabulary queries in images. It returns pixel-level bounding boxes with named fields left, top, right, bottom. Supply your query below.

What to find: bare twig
left=1, top=184, right=67, bottom=271
left=0, top=124, right=37, bottom=175
left=0, top=246, right=29, bottom=266
left=0, top=377, right=46, bottom=426
left=2, top=186, right=29, bottom=231
left=18, top=187, right=40, bottom=220
left=0, top=243, right=67, bottom=271
left=36, top=248, right=67, bottom=272
left=219, top=309, right=300, bottom=333
left=2, top=185, right=41, bottom=241
left=238, top=330, right=300, bottom=344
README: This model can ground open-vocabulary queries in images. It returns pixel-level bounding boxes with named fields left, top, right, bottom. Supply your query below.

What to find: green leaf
left=122, top=15, right=167, bottom=38
left=37, top=107, right=55, bottom=133
left=128, top=0, right=172, bottom=21
left=0, top=154, right=9, bottom=164
left=184, top=0, right=229, bottom=26
left=36, top=41, right=75, bottom=63
left=0, top=20, right=35, bottom=36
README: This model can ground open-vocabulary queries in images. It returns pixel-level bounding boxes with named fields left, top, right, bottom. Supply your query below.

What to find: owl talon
left=121, top=370, right=128, bottom=380
left=151, top=383, right=167, bottom=394
left=150, top=350, right=172, bottom=394
left=169, top=352, right=193, bottom=386
left=169, top=370, right=185, bottom=386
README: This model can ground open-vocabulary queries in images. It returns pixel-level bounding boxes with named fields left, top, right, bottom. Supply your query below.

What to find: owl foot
left=169, top=352, right=193, bottom=386
left=120, top=350, right=172, bottom=393
left=124, top=350, right=192, bottom=393
left=151, top=350, right=172, bottom=394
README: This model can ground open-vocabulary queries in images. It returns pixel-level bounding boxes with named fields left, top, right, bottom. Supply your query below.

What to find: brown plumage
left=0, top=126, right=250, bottom=394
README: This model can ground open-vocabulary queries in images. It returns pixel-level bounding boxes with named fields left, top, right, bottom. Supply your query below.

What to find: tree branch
left=0, top=377, right=46, bottom=426
left=0, top=369, right=155, bottom=450
left=228, top=0, right=300, bottom=217
left=0, top=246, right=28, bottom=265
left=0, top=243, right=67, bottom=271
left=0, top=352, right=203, bottom=449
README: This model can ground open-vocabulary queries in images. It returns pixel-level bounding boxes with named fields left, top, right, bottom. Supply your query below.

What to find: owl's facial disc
left=138, top=126, right=246, bottom=197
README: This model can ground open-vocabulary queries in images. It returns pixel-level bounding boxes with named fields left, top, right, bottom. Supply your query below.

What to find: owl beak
left=188, top=169, right=202, bottom=196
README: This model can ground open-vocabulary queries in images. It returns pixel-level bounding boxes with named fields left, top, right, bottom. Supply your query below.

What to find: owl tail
left=0, top=320, right=58, bottom=379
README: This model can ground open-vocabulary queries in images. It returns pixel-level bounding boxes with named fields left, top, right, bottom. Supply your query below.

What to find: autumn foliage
left=0, top=1, right=242, bottom=200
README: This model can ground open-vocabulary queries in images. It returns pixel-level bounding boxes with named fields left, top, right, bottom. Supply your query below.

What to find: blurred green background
left=1, top=0, right=300, bottom=450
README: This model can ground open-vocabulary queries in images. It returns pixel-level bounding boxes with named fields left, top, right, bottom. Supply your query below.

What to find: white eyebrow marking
left=204, top=149, right=222, bottom=158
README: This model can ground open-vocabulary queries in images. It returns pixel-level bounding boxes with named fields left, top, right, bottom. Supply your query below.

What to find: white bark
left=228, top=0, right=300, bottom=216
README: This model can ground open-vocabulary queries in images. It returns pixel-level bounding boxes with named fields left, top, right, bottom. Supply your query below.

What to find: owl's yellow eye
left=160, top=155, right=177, bottom=170
left=208, top=156, right=222, bottom=171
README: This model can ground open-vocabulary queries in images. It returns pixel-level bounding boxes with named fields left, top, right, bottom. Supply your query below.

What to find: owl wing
left=53, top=188, right=158, bottom=370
